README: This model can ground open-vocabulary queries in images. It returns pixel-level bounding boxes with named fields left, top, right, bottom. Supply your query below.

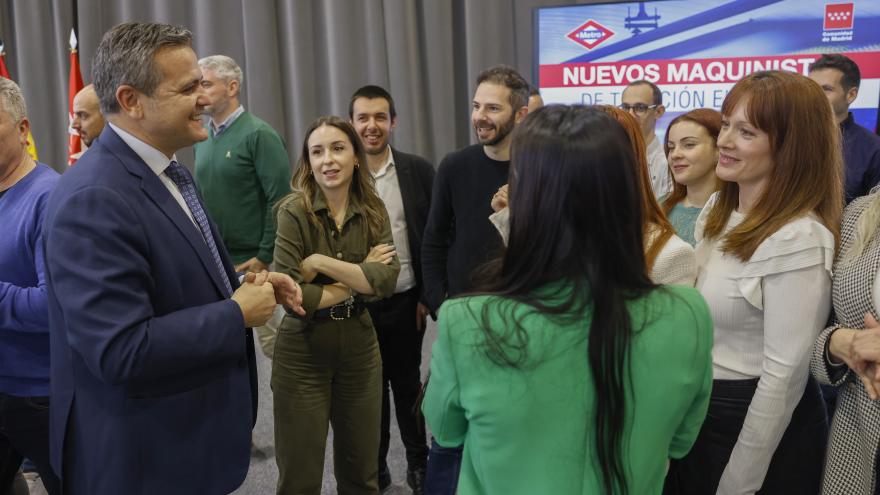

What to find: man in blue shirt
left=809, top=54, right=880, bottom=204
left=0, top=77, right=61, bottom=494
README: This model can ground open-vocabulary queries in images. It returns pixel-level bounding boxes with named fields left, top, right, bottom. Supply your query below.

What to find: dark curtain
left=0, top=0, right=602, bottom=171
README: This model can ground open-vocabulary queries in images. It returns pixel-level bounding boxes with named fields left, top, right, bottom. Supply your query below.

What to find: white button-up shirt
left=109, top=122, right=198, bottom=228
left=646, top=136, right=672, bottom=199
left=371, top=148, right=416, bottom=293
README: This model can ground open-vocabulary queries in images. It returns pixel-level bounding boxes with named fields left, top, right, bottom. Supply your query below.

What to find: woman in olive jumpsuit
left=272, top=116, right=399, bottom=494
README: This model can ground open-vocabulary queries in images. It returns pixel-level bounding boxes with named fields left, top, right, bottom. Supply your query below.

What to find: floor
left=16, top=319, right=438, bottom=495
left=232, top=319, right=439, bottom=495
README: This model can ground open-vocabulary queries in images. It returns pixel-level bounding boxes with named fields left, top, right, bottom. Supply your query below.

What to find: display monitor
left=535, top=0, right=880, bottom=134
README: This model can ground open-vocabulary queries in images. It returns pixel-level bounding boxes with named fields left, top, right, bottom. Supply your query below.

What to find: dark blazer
left=43, top=126, right=257, bottom=495
left=391, top=147, right=435, bottom=300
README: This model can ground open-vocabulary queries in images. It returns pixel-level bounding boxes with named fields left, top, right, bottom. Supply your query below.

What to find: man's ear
left=846, top=86, right=859, bottom=106
left=116, top=85, right=144, bottom=119
left=390, top=115, right=398, bottom=131
left=227, top=79, right=240, bottom=98
left=656, top=104, right=666, bottom=118
left=16, top=117, right=30, bottom=146
left=514, top=106, right=528, bottom=124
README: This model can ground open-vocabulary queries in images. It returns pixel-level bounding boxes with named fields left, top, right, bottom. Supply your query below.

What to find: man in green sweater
left=194, top=54, right=291, bottom=356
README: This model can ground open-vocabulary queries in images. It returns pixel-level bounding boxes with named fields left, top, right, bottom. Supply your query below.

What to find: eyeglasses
left=618, top=103, right=659, bottom=116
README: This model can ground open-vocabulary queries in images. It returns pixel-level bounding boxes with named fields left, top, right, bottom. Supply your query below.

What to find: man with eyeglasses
left=621, top=80, right=671, bottom=199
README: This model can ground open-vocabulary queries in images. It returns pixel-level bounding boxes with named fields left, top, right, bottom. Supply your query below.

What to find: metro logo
left=824, top=3, right=854, bottom=30
left=567, top=20, right=614, bottom=50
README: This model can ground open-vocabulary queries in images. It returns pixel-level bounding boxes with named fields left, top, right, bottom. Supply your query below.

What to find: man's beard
left=474, top=116, right=515, bottom=146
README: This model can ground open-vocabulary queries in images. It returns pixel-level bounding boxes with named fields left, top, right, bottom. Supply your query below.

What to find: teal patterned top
left=668, top=202, right=703, bottom=246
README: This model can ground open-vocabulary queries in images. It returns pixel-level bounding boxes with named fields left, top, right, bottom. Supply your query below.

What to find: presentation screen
left=534, top=0, right=880, bottom=134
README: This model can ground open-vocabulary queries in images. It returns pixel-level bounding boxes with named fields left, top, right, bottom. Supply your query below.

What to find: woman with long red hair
left=597, top=105, right=695, bottom=285
left=662, top=108, right=722, bottom=246
left=665, top=70, right=842, bottom=494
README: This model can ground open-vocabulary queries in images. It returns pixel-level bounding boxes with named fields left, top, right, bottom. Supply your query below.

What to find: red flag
left=0, top=48, right=9, bottom=79
left=68, top=29, right=84, bottom=166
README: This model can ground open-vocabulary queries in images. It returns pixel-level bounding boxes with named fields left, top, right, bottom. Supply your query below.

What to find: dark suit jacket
left=391, top=148, right=435, bottom=300
left=43, top=126, right=257, bottom=495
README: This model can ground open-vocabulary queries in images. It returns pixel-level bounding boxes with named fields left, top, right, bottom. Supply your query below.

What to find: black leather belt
left=312, top=297, right=365, bottom=321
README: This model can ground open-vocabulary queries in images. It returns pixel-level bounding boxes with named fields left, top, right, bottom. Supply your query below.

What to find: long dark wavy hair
left=474, top=105, right=656, bottom=494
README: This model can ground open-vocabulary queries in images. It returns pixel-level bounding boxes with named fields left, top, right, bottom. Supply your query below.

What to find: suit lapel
left=103, top=128, right=232, bottom=297
left=393, top=149, right=417, bottom=213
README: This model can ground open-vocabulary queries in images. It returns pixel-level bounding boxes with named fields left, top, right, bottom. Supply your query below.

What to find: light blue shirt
left=211, top=105, right=245, bottom=136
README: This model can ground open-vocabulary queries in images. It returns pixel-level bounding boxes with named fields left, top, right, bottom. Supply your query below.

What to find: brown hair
left=702, top=71, right=842, bottom=260
left=286, top=115, right=386, bottom=243
left=597, top=105, right=675, bottom=273
left=476, top=65, right=530, bottom=111
left=661, top=108, right=723, bottom=214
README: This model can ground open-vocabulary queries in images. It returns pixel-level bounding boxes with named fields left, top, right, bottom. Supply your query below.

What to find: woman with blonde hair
left=811, top=187, right=880, bottom=494
left=666, top=71, right=842, bottom=494
left=662, top=108, right=722, bottom=246
left=272, top=115, right=400, bottom=494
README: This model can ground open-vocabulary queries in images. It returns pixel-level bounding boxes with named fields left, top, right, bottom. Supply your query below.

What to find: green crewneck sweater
left=194, top=111, right=292, bottom=265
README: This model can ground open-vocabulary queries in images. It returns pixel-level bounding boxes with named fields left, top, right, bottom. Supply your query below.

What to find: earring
left=355, top=162, right=360, bottom=169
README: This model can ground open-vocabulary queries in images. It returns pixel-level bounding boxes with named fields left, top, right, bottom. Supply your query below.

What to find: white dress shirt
left=646, top=137, right=672, bottom=199
left=109, top=122, right=197, bottom=228
left=371, top=147, right=416, bottom=293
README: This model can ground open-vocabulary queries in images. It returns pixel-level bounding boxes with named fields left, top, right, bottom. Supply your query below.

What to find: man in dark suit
left=42, top=22, right=303, bottom=494
left=349, top=85, right=434, bottom=494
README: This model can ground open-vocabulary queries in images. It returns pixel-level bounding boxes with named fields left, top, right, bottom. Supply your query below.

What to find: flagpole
left=68, top=28, right=84, bottom=166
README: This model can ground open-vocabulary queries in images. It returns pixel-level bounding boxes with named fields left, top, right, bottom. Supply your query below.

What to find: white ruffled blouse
left=694, top=193, right=834, bottom=494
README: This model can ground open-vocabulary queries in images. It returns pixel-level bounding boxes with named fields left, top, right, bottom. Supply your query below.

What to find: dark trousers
left=0, top=393, right=60, bottom=495
left=665, top=375, right=827, bottom=495
left=425, top=439, right=462, bottom=495
left=820, top=383, right=839, bottom=419
left=366, top=289, right=429, bottom=472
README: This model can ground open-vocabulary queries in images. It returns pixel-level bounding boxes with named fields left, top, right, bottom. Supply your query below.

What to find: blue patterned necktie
left=165, top=161, right=233, bottom=297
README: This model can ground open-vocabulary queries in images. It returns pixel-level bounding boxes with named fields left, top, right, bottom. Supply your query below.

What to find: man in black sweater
left=420, top=65, right=529, bottom=490
left=349, top=85, right=434, bottom=494
left=421, top=65, right=530, bottom=314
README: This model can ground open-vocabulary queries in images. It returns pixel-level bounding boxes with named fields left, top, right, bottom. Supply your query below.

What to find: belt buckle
left=329, top=297, right=354, bottom=321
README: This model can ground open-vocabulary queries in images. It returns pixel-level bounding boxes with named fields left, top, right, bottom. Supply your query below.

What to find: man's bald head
left=72, top=84, right=105, bottom=147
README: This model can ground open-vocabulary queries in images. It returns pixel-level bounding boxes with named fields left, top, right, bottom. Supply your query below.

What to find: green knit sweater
left=194, top=111, right=292, bottom=265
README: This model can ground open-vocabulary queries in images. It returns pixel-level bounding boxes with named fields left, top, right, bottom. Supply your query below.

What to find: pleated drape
left=0, top=0, right=600, bottom=172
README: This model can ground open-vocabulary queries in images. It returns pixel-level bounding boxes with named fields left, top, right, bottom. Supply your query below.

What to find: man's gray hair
left=0, top=77, right=27, bottom=123
left=92, top=22, right=193, bottom=115
left=198, top=55, right=243, bottom=87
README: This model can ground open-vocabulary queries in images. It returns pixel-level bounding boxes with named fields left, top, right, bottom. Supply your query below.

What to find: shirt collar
left=109, top=122, right=178, bottom=176
left=211, top=105, right=245, bottom=136
left=311, top=190, right=364, bottom=222
left=371, top=146, right=395, bottom=178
